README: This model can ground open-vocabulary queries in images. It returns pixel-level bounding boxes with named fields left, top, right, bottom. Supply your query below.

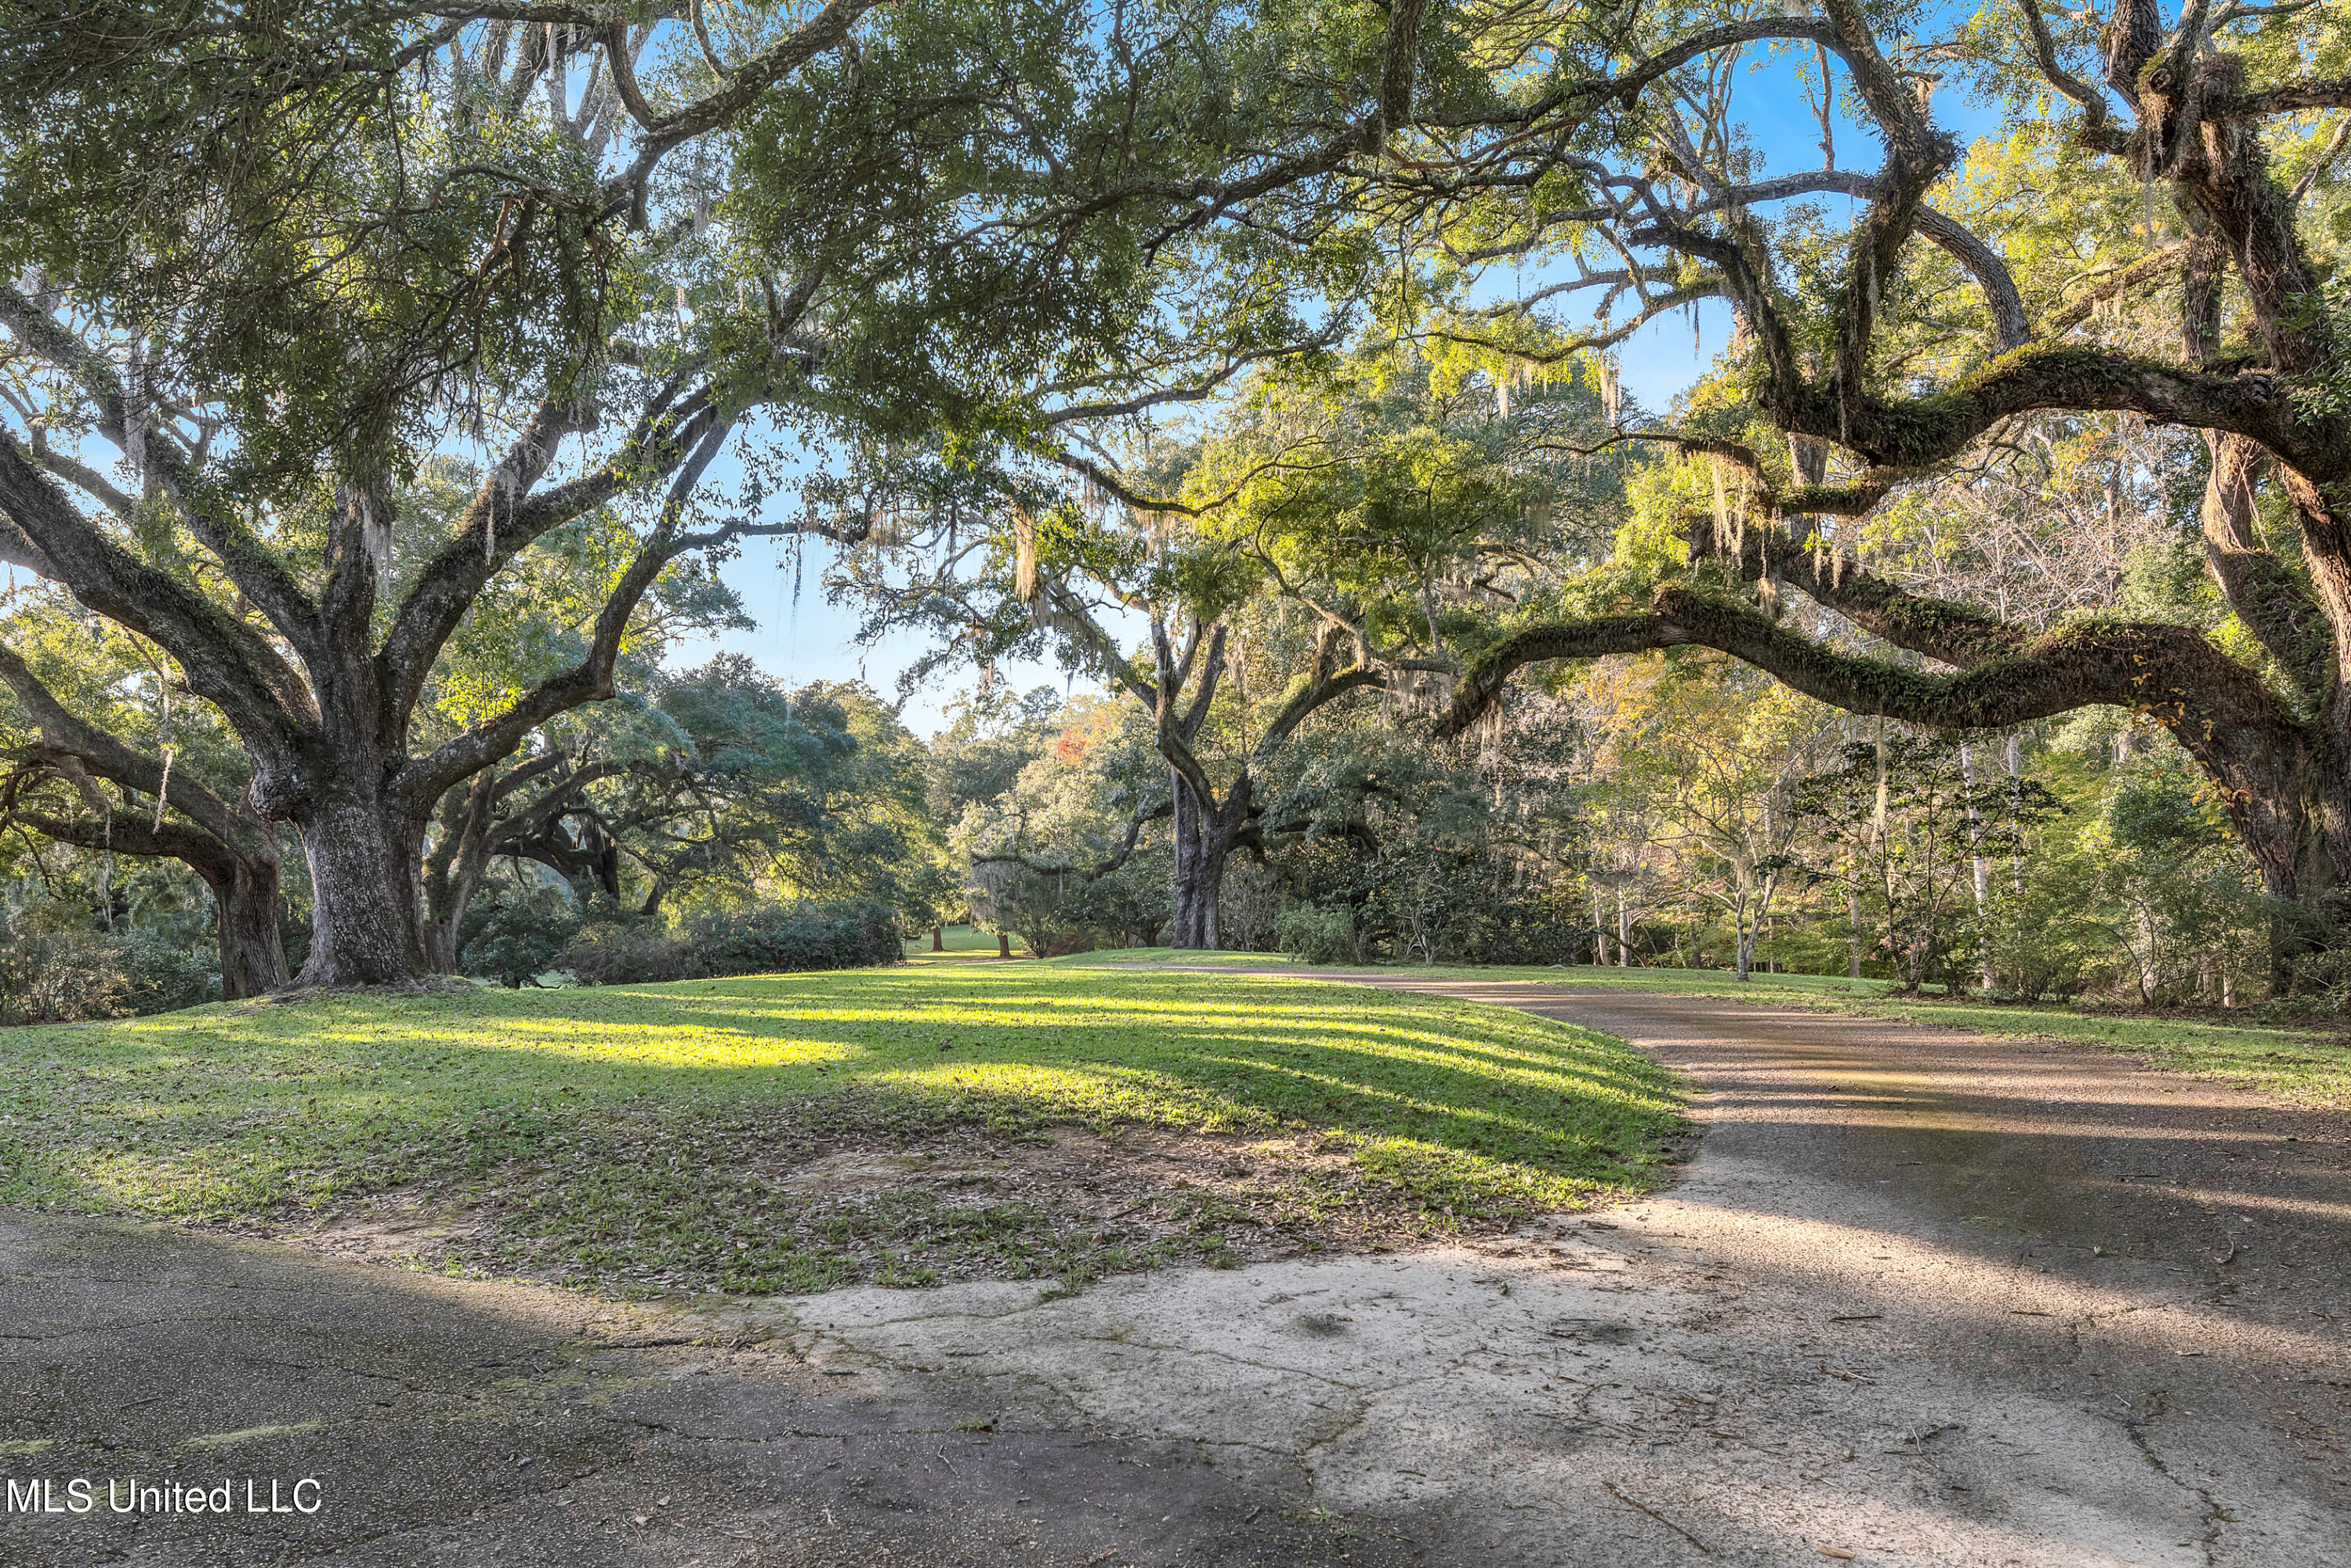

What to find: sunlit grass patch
left=0, top=967, right=1685, bottom=1296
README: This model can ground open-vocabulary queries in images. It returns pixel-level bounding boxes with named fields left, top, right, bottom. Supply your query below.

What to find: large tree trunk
left=209, top=855, right=287, bottom=1000
left=1170, top=768, right=1243, bottom=950
left=295, top=789, right=427, bottom=986
left=420, top=769, right=501, bottom=975
left=420, top=885, right=470, bottom=974
left=1170, top=837, right=1230, bottom=949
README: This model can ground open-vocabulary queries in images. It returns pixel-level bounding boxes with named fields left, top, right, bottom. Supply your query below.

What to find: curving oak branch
left=1440, top=586, right=2318, bottom=894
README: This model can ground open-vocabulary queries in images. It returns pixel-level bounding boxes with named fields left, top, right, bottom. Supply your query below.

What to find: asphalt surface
left=3, top=978, right=2347, bottom=1566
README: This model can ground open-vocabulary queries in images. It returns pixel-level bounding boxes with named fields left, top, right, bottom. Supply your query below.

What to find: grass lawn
left=904, top=922, right=1026, bottom=958
left=0, top=966, right=1683, bottom=1298
left=1074, top=951, right=2351, bottom=1108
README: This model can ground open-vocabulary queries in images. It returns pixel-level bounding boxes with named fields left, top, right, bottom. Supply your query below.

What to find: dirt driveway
left=4, top=979, right=2348, bottom=1566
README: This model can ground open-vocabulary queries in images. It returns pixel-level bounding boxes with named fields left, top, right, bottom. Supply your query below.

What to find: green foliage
left=442, top=659, right=950, bottom=945
left=2080, top=751, right=2268, bottom=1004
left=563, top=899, right=904, bottom=986
left=1793, top=736, right=2064, bottom=994
left=0, top=914, right=217, bottom=1023
left=952, top=692, right=1171, bottom=954
left=1273, top=903, right=1356, bottom=965
left=458, top=882, right=583, bottom=989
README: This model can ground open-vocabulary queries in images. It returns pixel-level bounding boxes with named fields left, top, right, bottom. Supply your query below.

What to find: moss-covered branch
left=1440, top=588, right=2316, bottom=895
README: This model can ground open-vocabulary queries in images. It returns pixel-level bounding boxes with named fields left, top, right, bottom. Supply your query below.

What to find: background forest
left=0, top=397, right=2277, bottom=1017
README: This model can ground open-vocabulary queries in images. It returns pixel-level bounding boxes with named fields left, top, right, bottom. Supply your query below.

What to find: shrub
left=564, top=899, right=904, bottom=985
left=1273, top=903, right=1355, bottom=965
left=686, top=900, right=904, bottom=975
left=460, top=883, right=585, bottom=987
left=560, top=921, right=687, bottom=987
left=0, top=922, right=219, bottom=1023
left=118, top=929, right=222, bottom=1014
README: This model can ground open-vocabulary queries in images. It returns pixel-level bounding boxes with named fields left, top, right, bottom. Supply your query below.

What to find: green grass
left=0, top=967, right=1683, bottom=1298
left=1071, top=952, right=2351, bottom=1108
left=904, top=922, right=1026, bottom=958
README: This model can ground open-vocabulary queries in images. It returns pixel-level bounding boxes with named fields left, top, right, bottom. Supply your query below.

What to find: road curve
left=1042, top=968, right=2351, bottom=1566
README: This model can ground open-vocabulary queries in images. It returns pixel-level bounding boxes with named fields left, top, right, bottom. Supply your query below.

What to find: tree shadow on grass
left=0, top=972, right=1687, bottom=1229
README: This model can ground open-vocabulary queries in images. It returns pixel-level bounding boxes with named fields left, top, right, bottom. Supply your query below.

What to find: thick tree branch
left=1704, top=520, right=2033, bottom=669
left=2211, top=77, right=2351, bottom=114
left=1660, top=169, right=2028, bottom=353
left=1440, top=588, right=2305, bottom=885
left=2, top=798, right=235, bottom=873
left=0, top=641, right=257, bottom=852
left=0, top=284, right=324, bottom=651
left=1252, top=661, right=1383, bottom=769
left=0, top=438, right=313, bottom=762
left=1778, top=344, right=2295, bottom=473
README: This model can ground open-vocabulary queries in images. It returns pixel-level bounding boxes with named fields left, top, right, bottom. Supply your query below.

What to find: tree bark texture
left=208, top=855, right=287, bottom=1001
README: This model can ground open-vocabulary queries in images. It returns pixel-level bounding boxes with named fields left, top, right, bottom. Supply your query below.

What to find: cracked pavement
left=4, top=980, right=2349, bottom=1565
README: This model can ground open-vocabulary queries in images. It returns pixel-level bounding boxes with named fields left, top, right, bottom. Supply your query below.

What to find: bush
left=565, top=899, right=904, bottom=985
left=460, top=882, right=585, bottom=987
left=560, top=921, right=687, bottom=986
left=118, top=929, right=222, bottom=1014
left=0, top=922, right=219, bottom=1023
left=1273, top=903, right=1355, bottom=965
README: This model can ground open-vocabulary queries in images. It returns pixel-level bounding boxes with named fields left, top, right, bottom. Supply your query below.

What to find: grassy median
left=0, top=965, right=1684, bottom=1297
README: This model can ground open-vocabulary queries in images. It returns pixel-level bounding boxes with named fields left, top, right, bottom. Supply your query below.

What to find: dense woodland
left=0, top=0, right=2343, bottom=1013
left=0, top=641, right=2284, bottom=1013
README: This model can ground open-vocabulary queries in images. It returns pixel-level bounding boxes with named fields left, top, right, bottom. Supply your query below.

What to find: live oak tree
left=847, top=491, right=1389, bottom=949
left=427, top=662, right=938, bottom=971
left=0, top=1, right=892, bottom=984
left=0, top=602, right=290, bottom=995
left=843, top=341, right=1622, bottom=946
left=1405, top=0, right=2351, bottom=978
left=0, top=0, right=1428, bottom=983
left=801, top=0, right=1564, bottom=947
